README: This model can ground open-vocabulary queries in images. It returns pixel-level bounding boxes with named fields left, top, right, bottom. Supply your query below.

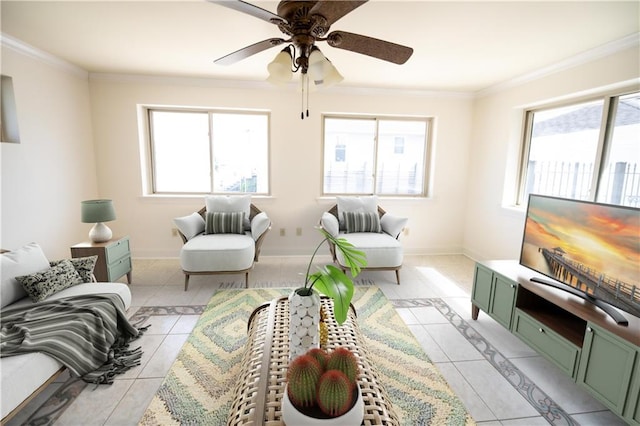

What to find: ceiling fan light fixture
left=308, top=47, right=329, bottom=79
left=308, top=46, right=343, bottom=88
left=267, top=47, right=293, bottom=84
left=314, top=60, right=343, bottom=88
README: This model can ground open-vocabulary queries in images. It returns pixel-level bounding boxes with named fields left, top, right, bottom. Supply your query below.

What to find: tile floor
left=7, top=255, right=626, bottom=425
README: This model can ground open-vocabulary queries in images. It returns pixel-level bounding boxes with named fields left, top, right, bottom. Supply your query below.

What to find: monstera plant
left=300, top=227, right=366, bottom=325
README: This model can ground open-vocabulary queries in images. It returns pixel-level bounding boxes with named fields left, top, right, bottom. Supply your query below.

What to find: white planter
left=281, top=385, right=364, bottom=425
left=289, top=288, right=321, bottom=360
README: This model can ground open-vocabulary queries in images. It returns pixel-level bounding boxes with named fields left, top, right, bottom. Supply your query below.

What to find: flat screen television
left=519, top=194, right=640, bottom=325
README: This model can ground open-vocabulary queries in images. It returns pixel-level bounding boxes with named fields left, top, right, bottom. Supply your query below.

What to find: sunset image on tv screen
left=520, top=195, right=640, bottom=318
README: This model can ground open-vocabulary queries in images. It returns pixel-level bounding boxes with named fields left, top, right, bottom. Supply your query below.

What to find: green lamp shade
left=81, top=199, right=116, bottom=223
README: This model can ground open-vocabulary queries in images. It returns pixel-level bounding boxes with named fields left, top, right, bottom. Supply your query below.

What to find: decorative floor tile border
left=392, top=297, right=578, bottom=426
left=19, top=296, right=577, bottom=426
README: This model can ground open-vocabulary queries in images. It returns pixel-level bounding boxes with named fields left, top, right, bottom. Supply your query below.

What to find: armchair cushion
left=344, top=211, right=381, bottom=233
left=336, top=196, right=378, bottom=229
left=180, top=234, right=255, bottom=272
left=174, top=212, right=205, bottom=240
left=381, top=213, right=408, bottom=239
left=321, top=212, right=339, bottom=238
left=205, top=195, right=251, bottom=229
left=335, top=232, right=403, bottom=268
left=251, top=212, right=270, bottom=241
left=205, top=211, right=245, bottom=234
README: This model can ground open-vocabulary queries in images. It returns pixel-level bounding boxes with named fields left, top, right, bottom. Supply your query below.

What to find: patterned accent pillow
left=205, top=211, right=245, bottom=234
left=344, top=211, right=382, bottom=233
left=16, top=259, right=83, bottom=302
left=49, top=255, right=98, bottom=283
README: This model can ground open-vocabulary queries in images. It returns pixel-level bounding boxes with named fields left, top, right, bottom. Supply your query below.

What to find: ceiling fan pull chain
left=306, top=73, right=310, bottom=118
left=300, top=74, right=305, bottom=120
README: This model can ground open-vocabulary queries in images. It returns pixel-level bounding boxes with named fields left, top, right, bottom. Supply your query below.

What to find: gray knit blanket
left=0, top=293, right=146, bottom=384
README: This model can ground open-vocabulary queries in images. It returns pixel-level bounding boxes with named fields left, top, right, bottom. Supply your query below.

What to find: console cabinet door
left=577, top=323, right=638, bottom=416
left=472, top=263, right=493, bottom=314
left=625, top=355, right=640, bottom=426
left=471, top=264, right=517, bottom=329
left=490, top=274, right=517, bottom=329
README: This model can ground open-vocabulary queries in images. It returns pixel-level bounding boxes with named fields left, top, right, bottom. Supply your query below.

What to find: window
left=148, top=109, right=269, bottom=194
left=519, top=91, right=640, bottom=207
left=322, top=116, right=431, bottom=196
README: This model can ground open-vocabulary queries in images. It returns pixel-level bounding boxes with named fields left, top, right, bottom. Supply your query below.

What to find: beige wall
left=0, top=46, right=98, bottom=259
left=88, top=76, right=473, bottom=257
left=464, top=46, right=640, bottom=261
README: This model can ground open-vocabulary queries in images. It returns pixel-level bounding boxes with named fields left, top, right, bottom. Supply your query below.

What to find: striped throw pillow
left=205, top=211, right=245, bottom=234
left=344, top=211, right=381, bottom=233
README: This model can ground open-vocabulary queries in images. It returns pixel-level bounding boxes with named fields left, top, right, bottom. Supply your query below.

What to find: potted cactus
left=289, top=228, right=366, bottom=359
left=282, top=347, right=364, bottom=424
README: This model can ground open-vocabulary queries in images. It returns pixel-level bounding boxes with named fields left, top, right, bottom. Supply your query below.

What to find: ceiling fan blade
left=309, top=0, right=368, bottom=26
left=326, top=31, right=413, bottom=65
left=207, top=0, right=285, bottom=25
left=215, top=38, right=286, bottom=65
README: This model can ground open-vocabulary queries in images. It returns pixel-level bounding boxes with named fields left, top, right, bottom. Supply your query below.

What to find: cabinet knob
left=586, top=326, right=592, bottom=333
left=538, top=328, right=544, bottom=333
left=510, top=284, right=515, bottom=289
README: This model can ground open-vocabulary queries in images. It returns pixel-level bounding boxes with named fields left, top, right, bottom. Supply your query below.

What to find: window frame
left=144, top=106, right=271, bottom=196
left=321, top=114, right=433, bottom=197
left=516, top=88, right=639, bottom=206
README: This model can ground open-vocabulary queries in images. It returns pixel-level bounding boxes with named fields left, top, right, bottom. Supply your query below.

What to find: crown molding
left=1, top=32, right=88, bottom=79
left=475, top=32, right=640, bottom=98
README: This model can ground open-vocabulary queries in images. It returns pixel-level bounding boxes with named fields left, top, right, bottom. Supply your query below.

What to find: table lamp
left=81, top=199, right=116, bottom=243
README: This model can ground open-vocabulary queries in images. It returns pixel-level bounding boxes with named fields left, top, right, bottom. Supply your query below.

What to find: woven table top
left=227, top=296, right=399, bottom=426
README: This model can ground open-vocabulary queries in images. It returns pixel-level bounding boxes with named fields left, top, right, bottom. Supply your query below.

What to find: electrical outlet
left=280, top=228, right=286, bottom=237
left=296, top=227, right=302, bottom=236
left=172, top=228, right=178, bottom=237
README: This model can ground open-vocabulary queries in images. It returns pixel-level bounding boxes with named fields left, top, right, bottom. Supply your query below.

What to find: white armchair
left=174, top=196, right=271, bottom=290
left=320, top=197, right=408, bottom=284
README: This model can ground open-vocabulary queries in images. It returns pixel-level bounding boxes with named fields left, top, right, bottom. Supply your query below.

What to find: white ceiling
left=2, top=1, right=638, bottom=93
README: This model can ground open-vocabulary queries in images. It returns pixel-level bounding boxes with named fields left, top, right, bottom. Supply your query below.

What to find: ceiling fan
left=208, top=0, right=414, bottom=75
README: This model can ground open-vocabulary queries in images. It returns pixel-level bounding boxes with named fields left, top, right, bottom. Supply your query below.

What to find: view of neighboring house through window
left=519, top=91, right=639, bottom=207
left=323, top=116, right=431, bottom=196
left=148, top=109, right=269, bottom=194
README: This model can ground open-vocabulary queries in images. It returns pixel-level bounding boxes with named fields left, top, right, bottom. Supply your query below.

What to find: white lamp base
left=89, top=222, right=112, bottom=243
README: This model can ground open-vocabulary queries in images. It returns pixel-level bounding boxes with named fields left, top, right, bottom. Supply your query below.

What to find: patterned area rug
left=139, top=287, right=474, bottom=425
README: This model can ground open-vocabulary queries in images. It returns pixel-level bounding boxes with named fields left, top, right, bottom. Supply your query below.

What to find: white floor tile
left=423, top=323, right=484, bottom=362
left=435, top=362, right=497, bottom=422
left=170, top=315, right=200, bottom=334
left=138, top=334, right=190, bottom=379
left=55, top=380, right=134, bottom=426
left=407, top=324, right=450, bottom=363
left=105, top=378, right=164, bottom=426
left=453, top=359, right=540, bottom=419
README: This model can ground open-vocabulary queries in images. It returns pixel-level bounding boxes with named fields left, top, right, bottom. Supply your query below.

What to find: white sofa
left=0, top=242, right=132, bottom=422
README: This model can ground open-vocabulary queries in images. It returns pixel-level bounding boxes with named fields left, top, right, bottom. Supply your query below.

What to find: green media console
left=471, top=260, right=640, bottom=425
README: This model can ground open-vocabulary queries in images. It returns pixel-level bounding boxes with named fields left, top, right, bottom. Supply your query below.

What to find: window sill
left=138, top=194, right=276, bottom=203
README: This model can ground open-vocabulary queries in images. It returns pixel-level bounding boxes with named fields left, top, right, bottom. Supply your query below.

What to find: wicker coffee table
left=227, top=296, right=399, bottom=425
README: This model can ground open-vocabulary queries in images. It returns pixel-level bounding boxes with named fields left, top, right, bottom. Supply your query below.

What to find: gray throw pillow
left=205, top=211, right=245, bottom=234
left=50, top=255, right=98, bottom=283
left=344, top=211, right=382, bottom=233
left=16, top=259, right=83, bottom=302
